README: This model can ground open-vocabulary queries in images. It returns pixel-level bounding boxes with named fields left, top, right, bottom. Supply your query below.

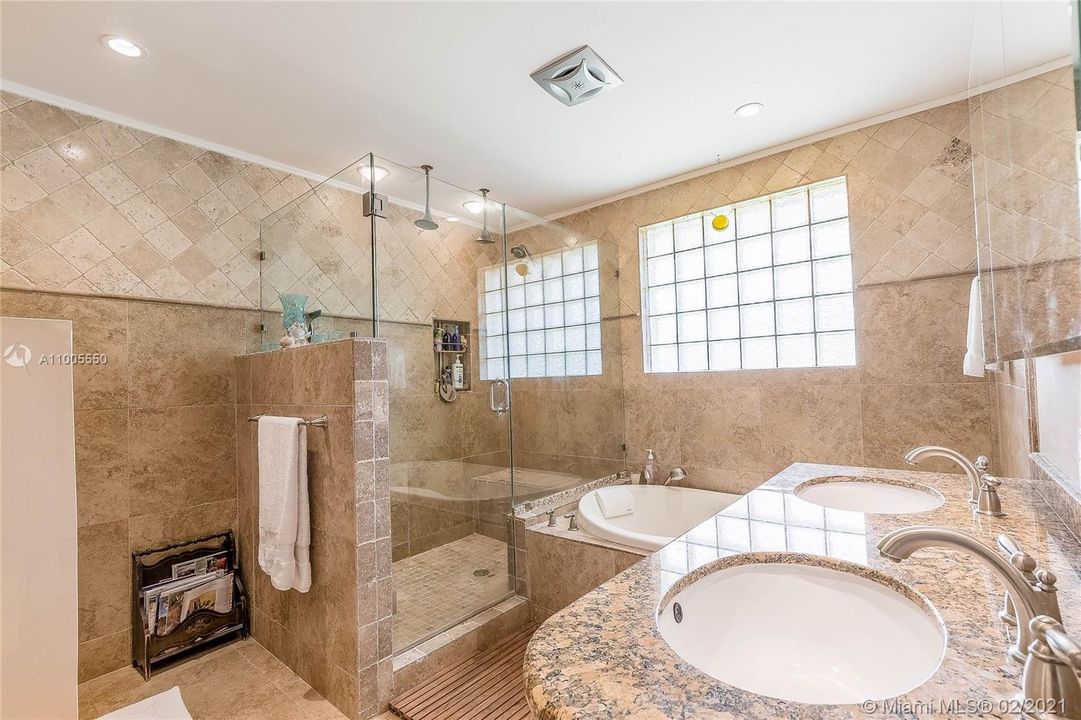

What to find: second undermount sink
left=794, top=476, right=945, bottom=514
left=657, top=555, right=945, bottom=704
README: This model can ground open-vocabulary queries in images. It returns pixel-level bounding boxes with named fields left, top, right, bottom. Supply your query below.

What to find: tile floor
left=393, top=534, right=512, bottom=651
left=78, top=638, right=355, bottom=720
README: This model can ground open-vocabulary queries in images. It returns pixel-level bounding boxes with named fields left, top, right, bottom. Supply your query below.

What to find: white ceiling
left=0, top=1, right=1071, bottom=217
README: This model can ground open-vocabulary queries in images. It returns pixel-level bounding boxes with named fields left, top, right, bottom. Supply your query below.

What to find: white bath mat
left=97, top=686, right=192, bottom=720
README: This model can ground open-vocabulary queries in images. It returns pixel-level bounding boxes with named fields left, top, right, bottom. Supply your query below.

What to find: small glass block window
left=639, top=176, right=855, bottom=372
left=480, top=242, right=603, bottom=379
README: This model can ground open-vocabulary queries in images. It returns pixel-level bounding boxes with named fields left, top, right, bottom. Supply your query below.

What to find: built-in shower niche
left=432, top=318, right=472, bottom=394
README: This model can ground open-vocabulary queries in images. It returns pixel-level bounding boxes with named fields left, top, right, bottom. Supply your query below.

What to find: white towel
left=963, top=275, right=986, bottom=378
left=258, top=416, right=311, bottom=593
left=97, top=687, right=191, bottom=720
left=596, top=486, right=634, bottom=519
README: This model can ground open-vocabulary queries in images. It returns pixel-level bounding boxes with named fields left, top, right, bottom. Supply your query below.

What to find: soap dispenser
left=451, top=355, right=465, bottom=389
left=641, top=449, right=656, bottom=485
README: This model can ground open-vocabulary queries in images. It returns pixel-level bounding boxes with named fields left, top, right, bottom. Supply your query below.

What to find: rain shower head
left=475, top=188, right=495, bottom=244
left=414, top=165, right=439, bottom=231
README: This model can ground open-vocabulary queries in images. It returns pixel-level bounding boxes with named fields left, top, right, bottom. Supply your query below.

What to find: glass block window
left=640, top=177, right=856, bottom=373
left=480, top=243, right=602, bottom=379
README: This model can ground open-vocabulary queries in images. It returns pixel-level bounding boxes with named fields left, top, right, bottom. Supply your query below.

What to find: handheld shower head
left=414, top=165, right=439, bottom=231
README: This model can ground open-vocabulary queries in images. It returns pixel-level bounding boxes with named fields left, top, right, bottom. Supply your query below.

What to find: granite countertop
left=524, top=463, right=1081, bottom=719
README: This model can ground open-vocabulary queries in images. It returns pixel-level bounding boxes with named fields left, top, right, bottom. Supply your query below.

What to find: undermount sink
left=794, top=476, right=945, bottom=514
left=657, top=555, right=945, bottom=704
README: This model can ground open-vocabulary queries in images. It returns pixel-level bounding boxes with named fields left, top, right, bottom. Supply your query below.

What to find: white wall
left=1, top=317, right=79, bottom=719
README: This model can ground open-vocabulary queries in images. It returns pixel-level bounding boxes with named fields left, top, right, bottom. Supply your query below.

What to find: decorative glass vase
left=278, top=293, right=308, bottom=332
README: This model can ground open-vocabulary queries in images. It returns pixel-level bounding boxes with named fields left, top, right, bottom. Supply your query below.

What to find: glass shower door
left=369, top=158, right=515, bottom=653
left=494, top=206, right=628, bottom=503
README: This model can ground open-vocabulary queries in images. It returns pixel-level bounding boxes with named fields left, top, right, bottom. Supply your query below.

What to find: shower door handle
left=489, top=378, right=510, bottom=416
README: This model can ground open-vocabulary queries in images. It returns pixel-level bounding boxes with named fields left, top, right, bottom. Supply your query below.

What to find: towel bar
left=247, top=414, right=329, bottom=427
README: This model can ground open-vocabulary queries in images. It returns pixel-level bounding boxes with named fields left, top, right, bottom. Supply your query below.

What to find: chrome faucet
left=904, top=445, right=986, bottom=505
left=663, top=467, right=687, bottom=486
left=997, top=534, right=1061, bottom=628
left=878, top=525, right=1046, bottom=663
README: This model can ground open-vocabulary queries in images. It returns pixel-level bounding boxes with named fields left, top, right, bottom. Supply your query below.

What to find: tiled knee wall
left=235, top=338, right=392, bottom=720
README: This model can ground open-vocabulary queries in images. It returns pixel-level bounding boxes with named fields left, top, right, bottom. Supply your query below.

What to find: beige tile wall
left=235, top=339, right=393, bottom=720
left=0, top=287, right=255, bottom=682
left=552, top=92, right=1003, bottom=487
left=525, top=530, right=641, bottom=622
left=0, top=93, right=322, bottom=306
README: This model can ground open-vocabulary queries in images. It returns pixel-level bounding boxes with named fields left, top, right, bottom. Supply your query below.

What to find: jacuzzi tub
left=577, top=484, right=742, bottom=552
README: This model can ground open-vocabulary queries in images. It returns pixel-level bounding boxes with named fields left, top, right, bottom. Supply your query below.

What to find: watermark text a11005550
left=37, top=352, right=108, bottom=366
left=4, top=343, right=108, bottom=369
left=859, top=697, right=1066, bottom=715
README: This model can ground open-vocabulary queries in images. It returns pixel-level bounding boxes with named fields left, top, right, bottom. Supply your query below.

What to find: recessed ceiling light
left=357, top=165, right=389, bottom=182
left=735, top=102, right=764, bottom=118
left=463, top=200, right=484, bottom=214
left=103, top=35, right=146, bottom=58
left=446, top=216, right=460, bottom=223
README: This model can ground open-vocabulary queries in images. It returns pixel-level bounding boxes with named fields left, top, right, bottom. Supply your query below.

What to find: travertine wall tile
left=237, top=339, right=391, bottom=719
left=1, top=287, right=253, bottom=681
left=1, top=93, right=312, bottom=308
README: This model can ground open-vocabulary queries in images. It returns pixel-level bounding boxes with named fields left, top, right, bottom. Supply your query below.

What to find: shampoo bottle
left=451, top=355, right=465, bottom=389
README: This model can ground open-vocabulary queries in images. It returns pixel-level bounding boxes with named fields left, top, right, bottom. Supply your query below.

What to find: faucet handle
left=975, top=455, right=991, bottom=473
left=564, top=512, right=578, bottom=531
left=545, top=510, right=557, bottom=527
left=998, top=533, right=1023, bottom=556
left=976, top=474, right=1006, bottom=517
left=1036, top=569, right=1058, bottom=593
left=998, top=535, right=1038, bottom=580
left=1031, top=616, right=1081, bottom=667
left=1022, top=616, right=1081, bottom=718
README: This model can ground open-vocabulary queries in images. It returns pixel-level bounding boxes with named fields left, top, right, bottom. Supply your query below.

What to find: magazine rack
left=131, top=531, right=248, bottom=680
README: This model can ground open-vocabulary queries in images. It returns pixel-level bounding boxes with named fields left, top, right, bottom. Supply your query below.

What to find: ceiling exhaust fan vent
left=530, top=45, right=623, bottom=107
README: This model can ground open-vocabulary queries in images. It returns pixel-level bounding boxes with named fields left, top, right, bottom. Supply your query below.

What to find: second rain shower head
left=476, top=188, right=495, bottom=244
left=414, top=165, right=439, bottom=231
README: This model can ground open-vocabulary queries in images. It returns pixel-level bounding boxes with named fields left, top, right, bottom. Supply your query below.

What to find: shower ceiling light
left=735, top=102, right=764, bottom=118
left=463, top=200, right=484, bottom=214
left=446, top=216, right=459, bottom=223
left=531, top=45, right=623, bottom=107
left=358, top=165, right=389, bottom=182
left=103, top=35, right=146, bottom=58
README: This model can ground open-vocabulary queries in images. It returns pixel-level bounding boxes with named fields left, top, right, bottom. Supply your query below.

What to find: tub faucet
left=663, top=467, right=687, bottom=486
left=878, top=525, right=1049, bottom=663
left=904, top=445, right=985, bottom=505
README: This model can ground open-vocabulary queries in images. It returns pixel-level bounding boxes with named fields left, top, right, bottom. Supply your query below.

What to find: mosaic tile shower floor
left=393, top=533, right=512, bottom=651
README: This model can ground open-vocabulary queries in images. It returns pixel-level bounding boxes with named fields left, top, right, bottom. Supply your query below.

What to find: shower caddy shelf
left=433, top=318, right=472, bottom=393
left=131, top=531, right=248, bottom=680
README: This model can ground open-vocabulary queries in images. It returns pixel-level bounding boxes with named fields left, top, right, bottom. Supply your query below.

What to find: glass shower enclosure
left=258, top=155, right=626, bottom=653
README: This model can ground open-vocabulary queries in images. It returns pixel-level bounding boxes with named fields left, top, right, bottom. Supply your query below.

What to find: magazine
left=180, top=574, right=234, bottom=619
left=171, top=550, right=228, bottom=579
left=143, top=570, right=231, bottom=636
